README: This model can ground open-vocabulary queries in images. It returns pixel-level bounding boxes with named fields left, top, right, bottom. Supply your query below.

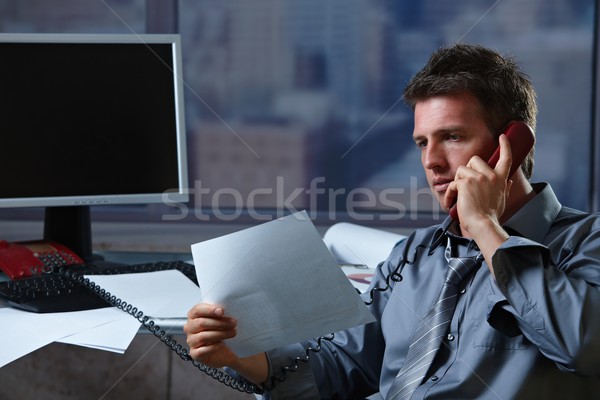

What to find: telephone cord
left=59, top=268, right=261, bottom=394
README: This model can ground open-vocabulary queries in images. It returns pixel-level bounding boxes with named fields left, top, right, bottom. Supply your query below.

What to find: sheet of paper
left=85, top=269, right=201, bottom=318
left=191, top=211, right=375, bottom=358
left=0, top=306, right=128, bottom=367
left=57, top=315, right=141, bottom=353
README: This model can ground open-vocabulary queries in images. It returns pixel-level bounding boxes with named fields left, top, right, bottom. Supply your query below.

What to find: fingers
left=495, top=134, right=513, bottom=180
left=443, top=135, right=514, bottom=223
left=443, top=159, right=488, bottom=210
left=187, top=325, right=237, bottom=348
left=184, top=303, right=239, bottom=367
left=186, top=328, right=238, bottom=368
left=443, top=180, right=458, bottom=210
left=462, top=134, right=513, bottom=186
left=185, top=314, right=237, bottom=334
left=187, top=302, right=225, bottom=319
left=184, top=303, right=237, bottom=337
left=188, top=341, right=230, bottom=364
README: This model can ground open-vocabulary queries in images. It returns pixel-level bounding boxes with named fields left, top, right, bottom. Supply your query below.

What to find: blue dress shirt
left=262, top=183, right=600, bottom=399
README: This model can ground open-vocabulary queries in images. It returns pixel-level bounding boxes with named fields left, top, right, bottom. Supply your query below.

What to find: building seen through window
left=0, top=0, right=595, bottom=226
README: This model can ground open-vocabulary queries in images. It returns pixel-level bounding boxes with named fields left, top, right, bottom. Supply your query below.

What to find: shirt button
left=431, top=375, right=439, bottom=381
left=447, top=333, right=455, bottom=341
left=460, top=288, right=466, bottom=294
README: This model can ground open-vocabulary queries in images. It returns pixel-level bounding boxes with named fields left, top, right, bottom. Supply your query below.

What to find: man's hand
left=185, top=303, right=269, bottom=385
left=185, top=303, right=239, bottom=368
left=444, top=134, right=513, bottom=236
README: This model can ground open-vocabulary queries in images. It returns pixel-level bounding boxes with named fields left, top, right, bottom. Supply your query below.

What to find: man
left=185, top=44, right=600, bottom=399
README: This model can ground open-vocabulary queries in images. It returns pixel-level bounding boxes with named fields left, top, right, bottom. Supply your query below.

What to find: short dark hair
left=403, top=44, right=537, bottom=179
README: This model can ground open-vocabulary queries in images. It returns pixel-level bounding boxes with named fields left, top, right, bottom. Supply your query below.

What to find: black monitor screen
left=0, top=34, right=188, bottom=260
left=0, top=35, right=187, bottom=206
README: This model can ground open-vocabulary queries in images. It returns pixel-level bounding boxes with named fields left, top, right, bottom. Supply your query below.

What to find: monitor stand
left=43, top=205, right=102, bottom=263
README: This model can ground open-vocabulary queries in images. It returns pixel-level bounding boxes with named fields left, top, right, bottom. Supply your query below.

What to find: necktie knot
left=446, top=256, right=479, bottom=286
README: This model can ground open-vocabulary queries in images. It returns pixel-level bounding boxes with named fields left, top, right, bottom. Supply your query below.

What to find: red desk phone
left=449, top=121, right=535, bottom=221
left=0, top=240, right=83, bottom=280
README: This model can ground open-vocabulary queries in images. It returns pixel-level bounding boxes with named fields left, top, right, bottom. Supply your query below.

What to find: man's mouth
left=432, top=178, right=452, bottom=192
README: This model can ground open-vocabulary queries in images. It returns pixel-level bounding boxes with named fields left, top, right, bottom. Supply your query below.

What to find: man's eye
left=416, top=140, right=427, bottom=148
left=447, top=134, right=460, bottom=141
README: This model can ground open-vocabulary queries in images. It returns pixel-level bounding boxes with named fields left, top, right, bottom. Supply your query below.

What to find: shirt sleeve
left=490, top=232, right=600, bottom=376
left=261, top=343, right=321, bottom=400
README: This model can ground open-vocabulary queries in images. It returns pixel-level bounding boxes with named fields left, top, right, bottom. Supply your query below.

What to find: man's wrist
left=229, top=352, right=269, bottom=387
left=467, top=216, right=509, bottom=267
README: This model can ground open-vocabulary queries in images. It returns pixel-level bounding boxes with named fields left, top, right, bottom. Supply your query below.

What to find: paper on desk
left=324, top=223, right=406, bottom=293
left=323, top=222, right=405, bottom=269
left=57, top=314, right=141, bottom=353
left=0, top=306, right=128, bottom=367
left=191, top=211, right=376, bottom=358
left=85, top=269, right=201, bottom=318
left=57, top=269, right=202, bottom=353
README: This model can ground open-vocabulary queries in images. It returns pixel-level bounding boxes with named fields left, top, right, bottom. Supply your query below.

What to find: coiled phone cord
left=59, top=268, right=261, bottom=394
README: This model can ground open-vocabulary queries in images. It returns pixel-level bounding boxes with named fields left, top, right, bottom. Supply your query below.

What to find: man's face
left=412, top=91, right=497, bottom=211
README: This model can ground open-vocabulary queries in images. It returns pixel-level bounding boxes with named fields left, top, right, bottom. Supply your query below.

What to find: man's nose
left=423, top=143, right=446, bottom=170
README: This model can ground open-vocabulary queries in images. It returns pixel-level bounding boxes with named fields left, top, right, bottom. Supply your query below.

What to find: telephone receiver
left=0, top=240, right=84, bottom=280
left=448, top=121, right=535, bottom=221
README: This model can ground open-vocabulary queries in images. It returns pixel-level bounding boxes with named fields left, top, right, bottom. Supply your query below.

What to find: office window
left=180, top=0, right=595, bottom=224
left=0, top=0, right=596, bottom=230
left=0, top=0, right=145, bottom=33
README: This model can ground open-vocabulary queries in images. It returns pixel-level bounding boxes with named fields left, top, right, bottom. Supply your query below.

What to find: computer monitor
left=0, top=33, right=188, bottom=261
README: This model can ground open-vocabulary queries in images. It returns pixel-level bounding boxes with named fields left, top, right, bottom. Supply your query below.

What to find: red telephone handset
left=0, top=240, right=84, bottom=280
left=449, top=121, right=535, bottom=221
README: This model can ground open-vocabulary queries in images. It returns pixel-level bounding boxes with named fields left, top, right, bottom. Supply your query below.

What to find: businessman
left=185, top=44, right=600, bottom=399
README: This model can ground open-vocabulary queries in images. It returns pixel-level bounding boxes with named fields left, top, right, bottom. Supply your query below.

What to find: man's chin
left=432, top=192, right=447, bottom=211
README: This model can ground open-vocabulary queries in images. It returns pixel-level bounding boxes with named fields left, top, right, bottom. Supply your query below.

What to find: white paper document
left=56, top=314, right=141, bottom=353
left=323, top=222, right=405, bottom=269
left=85, top=269, right=201, bottom=318
left=323, top=222, right=406, bottom=292
left=0, top=305, right=132, bottom=367
left=191, top=211, right=376, bottom=358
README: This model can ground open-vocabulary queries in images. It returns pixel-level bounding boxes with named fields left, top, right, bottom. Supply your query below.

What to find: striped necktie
left=386, top=254, right=481, bottom=400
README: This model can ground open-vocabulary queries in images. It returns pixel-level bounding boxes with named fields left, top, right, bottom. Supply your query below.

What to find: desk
left=0, top=334, right=254, bottom=400
left=0, top=252, right=253, bottom=400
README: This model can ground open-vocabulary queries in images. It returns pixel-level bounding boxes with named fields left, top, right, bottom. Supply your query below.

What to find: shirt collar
left=502, top=182, right=562, bottom=242
left=430, top=216, right=453, bottom=251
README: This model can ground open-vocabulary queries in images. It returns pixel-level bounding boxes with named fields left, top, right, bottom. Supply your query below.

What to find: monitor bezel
left=0, top=33, right=189, bottom=208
